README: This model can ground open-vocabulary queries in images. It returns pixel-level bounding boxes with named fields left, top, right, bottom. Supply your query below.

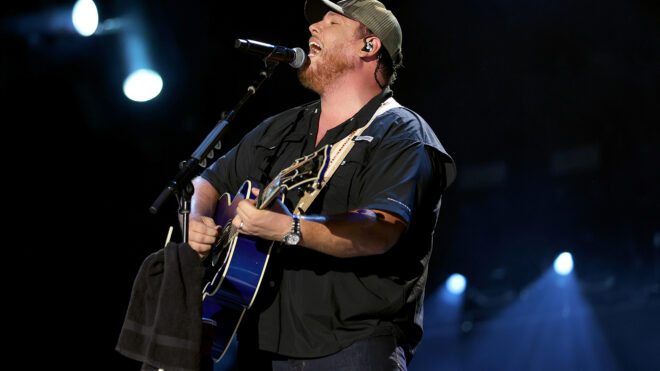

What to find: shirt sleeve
left=200, top=119, right=271, bottom=196
left=355, top=132, right=443, bottom=226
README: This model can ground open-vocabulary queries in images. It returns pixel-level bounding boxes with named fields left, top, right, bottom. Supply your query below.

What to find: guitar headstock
left=257, top=145, right=331, bottom=208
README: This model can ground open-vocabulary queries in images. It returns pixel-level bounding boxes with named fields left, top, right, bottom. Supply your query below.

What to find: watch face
left=285, top=233, right=300, bottom=245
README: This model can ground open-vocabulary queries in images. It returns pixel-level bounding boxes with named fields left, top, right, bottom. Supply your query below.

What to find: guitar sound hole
left=211, top=221, right=234, bottom=267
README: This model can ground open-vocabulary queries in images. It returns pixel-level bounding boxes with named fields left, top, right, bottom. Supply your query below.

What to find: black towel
left=116, top=242, right=204, bottom=371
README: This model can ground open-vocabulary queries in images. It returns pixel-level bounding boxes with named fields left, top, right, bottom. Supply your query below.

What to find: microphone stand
left=150, top=59, right=280, bottom=244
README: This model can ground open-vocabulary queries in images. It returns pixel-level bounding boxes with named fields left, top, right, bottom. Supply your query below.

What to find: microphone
left=235, top=39, right=307, bottom=68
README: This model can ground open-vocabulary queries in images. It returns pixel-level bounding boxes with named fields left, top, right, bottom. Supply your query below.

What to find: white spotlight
left=123, top=69, right=163, bottom=102
left=72, top=0, right=99, bottom=37
left=445, top=273, right=467, bottom=295
left=553, top=252, right=574, bottom=275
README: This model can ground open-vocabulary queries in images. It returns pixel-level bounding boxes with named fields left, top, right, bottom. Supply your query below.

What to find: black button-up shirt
left=201, top=89, right=455, bottom=360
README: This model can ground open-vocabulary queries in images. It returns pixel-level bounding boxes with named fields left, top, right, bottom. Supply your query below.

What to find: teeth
left=309, top=41, right=323, bottom=55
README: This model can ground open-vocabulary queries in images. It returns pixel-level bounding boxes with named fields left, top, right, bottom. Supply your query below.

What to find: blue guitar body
left=201, top=181, right=273, bottom=361
left=201, top=145, right=331, bottom=363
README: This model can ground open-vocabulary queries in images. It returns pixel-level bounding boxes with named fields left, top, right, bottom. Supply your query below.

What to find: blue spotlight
left=72, top=0, right=99, bottom=36
left=553, top=252, right=574, bottom=275
left=445, top=273, right=467, bottom=295
left=123, top=69, right=163, bottom=102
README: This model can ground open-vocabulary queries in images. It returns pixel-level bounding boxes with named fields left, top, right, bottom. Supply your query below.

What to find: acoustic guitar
left=201, top=144, right=331, bottom=362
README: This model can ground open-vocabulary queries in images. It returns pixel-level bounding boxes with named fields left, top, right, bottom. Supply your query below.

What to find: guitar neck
left=253, top=145, right=331, bottom=210
left=255, top=177, right=283, bottom=210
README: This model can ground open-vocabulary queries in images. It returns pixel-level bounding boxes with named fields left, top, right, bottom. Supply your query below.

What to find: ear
left=360, top=37, right=382, bottom=58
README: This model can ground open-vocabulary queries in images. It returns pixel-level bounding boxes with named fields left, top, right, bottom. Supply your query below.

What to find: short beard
left=298, top=47, right=355, bottom=95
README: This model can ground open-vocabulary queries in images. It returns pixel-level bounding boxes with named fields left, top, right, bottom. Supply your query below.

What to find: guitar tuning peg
left=207, top=150, right=215, bottom=160
left=200, top=158, right=207, bottom=168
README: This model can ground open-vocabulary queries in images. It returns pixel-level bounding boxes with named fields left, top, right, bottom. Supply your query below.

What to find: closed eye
left=326, top=12, right=342, bottom=25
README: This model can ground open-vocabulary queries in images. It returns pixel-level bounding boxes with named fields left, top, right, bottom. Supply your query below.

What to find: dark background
left=3, top=0, right=658, bottom=370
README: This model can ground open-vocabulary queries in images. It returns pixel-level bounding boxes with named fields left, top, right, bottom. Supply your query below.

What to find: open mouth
left=308, top=41, right=323, bottom=57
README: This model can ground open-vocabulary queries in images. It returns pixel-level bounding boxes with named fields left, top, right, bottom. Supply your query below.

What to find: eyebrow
left=325, top=12, right=343, bottom=21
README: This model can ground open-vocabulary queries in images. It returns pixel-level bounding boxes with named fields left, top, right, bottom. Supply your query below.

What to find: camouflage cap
left=304, top=0, right=402, bottom=65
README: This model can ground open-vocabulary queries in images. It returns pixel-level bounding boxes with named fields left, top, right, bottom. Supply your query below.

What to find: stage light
left=123, top=69, right=163, bottom=102
left=445, top=273, right=467, bottom=295
left=553, top=252, right=574, bottom=275
left=72, top=0, right=99, bottom=36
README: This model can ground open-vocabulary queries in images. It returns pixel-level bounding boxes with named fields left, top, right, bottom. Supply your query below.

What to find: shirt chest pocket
left=322, top=143, right=372, bottom=212
left=251, top=132, right=308, bottom=186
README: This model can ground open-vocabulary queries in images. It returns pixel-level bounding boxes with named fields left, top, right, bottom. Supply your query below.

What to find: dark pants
left=236, top=336, right=407, bottom=371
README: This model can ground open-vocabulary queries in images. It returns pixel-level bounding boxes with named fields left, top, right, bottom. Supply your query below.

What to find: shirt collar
left=313, top=88, right=394, bottom=146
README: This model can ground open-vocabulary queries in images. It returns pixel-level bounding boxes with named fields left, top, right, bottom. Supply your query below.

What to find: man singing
left=188, top=0, right=456, bottom=369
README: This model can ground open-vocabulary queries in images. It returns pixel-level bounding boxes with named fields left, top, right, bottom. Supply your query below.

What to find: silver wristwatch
left=283, top=215, right=301, bottom=245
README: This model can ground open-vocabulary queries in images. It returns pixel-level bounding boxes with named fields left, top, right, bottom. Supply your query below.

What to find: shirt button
left=268, top=281, right=276, bottom=288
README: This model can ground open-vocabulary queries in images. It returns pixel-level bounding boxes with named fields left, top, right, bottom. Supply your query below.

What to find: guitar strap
left=294, top=97, right=401, bottom=215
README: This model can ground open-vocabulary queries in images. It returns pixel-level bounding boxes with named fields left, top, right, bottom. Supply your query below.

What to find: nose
left=309, top=21, right=320, bottom=35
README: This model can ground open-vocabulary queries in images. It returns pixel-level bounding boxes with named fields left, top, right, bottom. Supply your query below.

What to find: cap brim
left=304, top=0, right=345, bottom=24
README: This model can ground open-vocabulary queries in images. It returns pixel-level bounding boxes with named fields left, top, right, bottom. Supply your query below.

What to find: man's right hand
left=187, top=215, right=222, bottom=258
left=185, top=177, right=223, bottom=259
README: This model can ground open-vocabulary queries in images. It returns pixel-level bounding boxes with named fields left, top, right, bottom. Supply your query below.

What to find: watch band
left=283, top=215, right=301, bottom=245
left=291, top=215, right=300, bottom=235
